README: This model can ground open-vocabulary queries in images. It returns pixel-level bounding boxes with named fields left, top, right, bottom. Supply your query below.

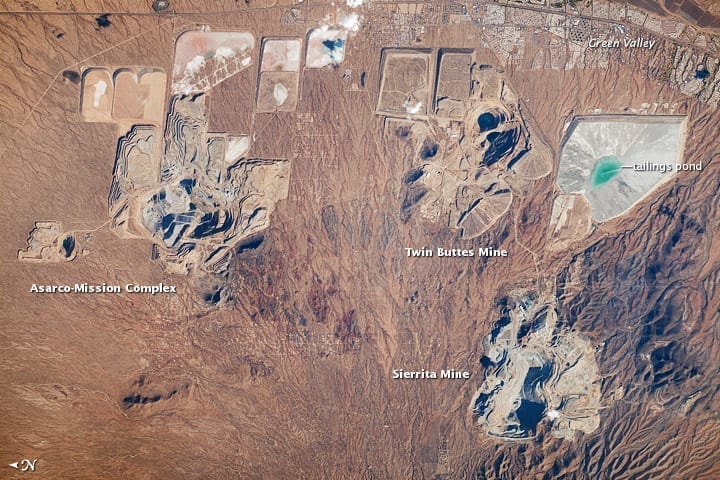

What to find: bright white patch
left=306, top=28, right=347, bottom=68
left=274, top=83, right=289, bottom=106
left=215, top=46, right=234, bottom=58
left=92, top=80, right=107, bottom=108
left=225, top=136, right=250, bottom=163
left=404, top=99, right=423, bottom=114
left=546, top=409, right=560, bottom=420
left=338, top=12, right=361, bottom=32
left=185, top=55, right=205, bottom=75
left=346, top=0, right=364, bottom=7
left=171, top=31, right=256, bottom=94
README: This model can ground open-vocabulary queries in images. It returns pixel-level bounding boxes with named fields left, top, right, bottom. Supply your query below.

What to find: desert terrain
left=1, top=0, right=720, bottom=479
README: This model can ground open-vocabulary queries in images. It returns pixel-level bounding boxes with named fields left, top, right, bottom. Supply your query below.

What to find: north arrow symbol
left=9, top=462, right=18, bottom=469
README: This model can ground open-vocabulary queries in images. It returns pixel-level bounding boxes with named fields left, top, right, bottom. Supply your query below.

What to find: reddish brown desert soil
left=1, top=1, right=720, bottom=479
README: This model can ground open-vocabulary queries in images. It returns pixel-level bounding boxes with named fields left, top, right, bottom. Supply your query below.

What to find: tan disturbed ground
left=2, top=1, right=720, bottom=479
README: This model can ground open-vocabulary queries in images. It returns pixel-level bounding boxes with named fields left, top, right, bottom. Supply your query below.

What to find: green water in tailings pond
left=590, top=155, right=623, bottom=189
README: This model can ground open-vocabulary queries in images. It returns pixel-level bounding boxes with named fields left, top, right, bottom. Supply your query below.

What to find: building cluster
left=469, top=0, right=720, bottom=107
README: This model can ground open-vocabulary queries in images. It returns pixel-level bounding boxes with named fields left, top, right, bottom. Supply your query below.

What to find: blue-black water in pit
left=696, top=67, right=710, bottom=79
left=61, top=236, right=75, bottom=258
left=477, top=112, right=500, bottom=132
left=322, top=38, right=344, bottom=51
left=515, top=399, right=545, bottom=433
